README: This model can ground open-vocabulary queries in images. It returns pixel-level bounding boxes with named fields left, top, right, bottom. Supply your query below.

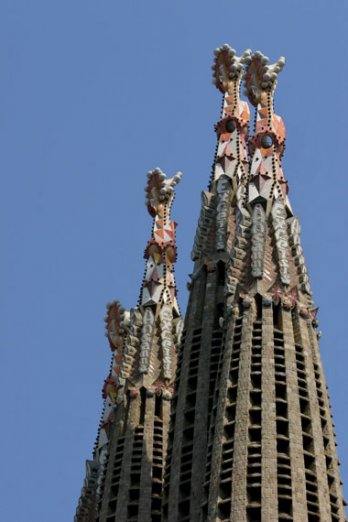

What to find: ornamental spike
left=212, top=45, right=252, bottom=93
left=244, top=50, right=286, bottom=106
left=145, top=167, right=182, bottom=218
left=245, top=50, right=291, bottom=216
left=209, top=46, right=250, bottom=196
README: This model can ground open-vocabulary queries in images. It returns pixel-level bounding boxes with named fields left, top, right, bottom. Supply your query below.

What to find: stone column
left=261, top=303, right=278, bottom=522
left=296, top=310, right=331, bottom=520
left=190, top=269, right=217, bottom=521
left=166, top=270, right=207, bottom=522
left=138, top=394, right=155, bottom=522
left=231, top=303, right=254, bottom=521
left=281, top=307, right=307, bottom=521
left=114, top=394, right=140, bottom=521
left=207, top=313, right=236, bottom=520
left=98, top=404, right=125, bottom=521
left=307, top=320, right=346, bottom=521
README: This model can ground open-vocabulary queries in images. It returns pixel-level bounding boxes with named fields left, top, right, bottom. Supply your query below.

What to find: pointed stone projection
left=164, top=46, right=255, bottom=522
left=244, top=52, right=290, bottom=214
left=192, top=45, right=251, bottom=262
left=164, top=48, right=346, bottom=522
left=212, top=45, right=251, bottom=191
left=75, top=169, right=183, bottom=522
left=76, top=46, right=346, bottom=522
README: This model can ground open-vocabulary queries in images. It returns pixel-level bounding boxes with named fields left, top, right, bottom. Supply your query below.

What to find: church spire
left=76, top=46, right=346, bottom=522
left=244, top=51, right=290, bottom=215
left=212, top=44, right=251, bottom=193
left=75, top=169, right=183, bottom=522
left=192, top=46, right=251, bottom=263
left=230, top=51, right=312, bottom=303
left=141, top=168, right=182, bottom=315
left=164, top=46, right=346, bottom=522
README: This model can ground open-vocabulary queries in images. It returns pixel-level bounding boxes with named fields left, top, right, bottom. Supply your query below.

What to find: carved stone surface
left=120, top=308, right=141, bottom=380
left=288, top=216, right=311, bottom=294
left=75, top=459, right=99, bottom=521
left=160, top=305, right=174, bottom=380
left=175, top=317, right=184, bottom=346
left=271, top=199, right=291, bottom=285
left=225, top=205, right=251, bottom=301
left=212, top=44, right=251, bottom=92
left=191, top=191, right=214, bottom=261
left=251, top=203, right=266, bottom=278
left=96, top=448, right=108, bottom=497
left=216, top=176, right=231, bottom=251
left=244, top=50, right=285, bottom=106
left=145, top=167, right=182, bottom=217
left=139, top=305, right=155, bottom=374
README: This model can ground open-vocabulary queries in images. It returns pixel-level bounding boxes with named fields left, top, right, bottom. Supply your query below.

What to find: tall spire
left=244, top=51, right=290, bottom=216
left=141, top=168, right=181, bottom=314
left=211, top=44, right=251, bottom=191
left=164, top=47, right=346, bottom=522
left=231, top=51, right=312, bottom=302
left=134, top=167, right=182, bottom=384
left=192, top=45, right=251, bottom=263
left=76, top=46, right=346, bottom=522
left=75, top=169, right=183, bottom=522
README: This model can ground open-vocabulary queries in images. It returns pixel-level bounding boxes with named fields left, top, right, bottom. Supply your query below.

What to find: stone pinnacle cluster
left=75, top=46, right=346, bottom=522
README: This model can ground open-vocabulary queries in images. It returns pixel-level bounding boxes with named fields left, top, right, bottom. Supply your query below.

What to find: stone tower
left=163, top=46, right=346, bottom=522
left=75, top=46, right=346, bottom=522
left=75, top=168, right=183, bottom=522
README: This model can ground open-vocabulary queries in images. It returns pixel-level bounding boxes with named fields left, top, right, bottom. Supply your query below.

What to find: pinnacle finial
left=212, top=45, right=252, bottom=93
left=145, top=167, right=182, bottom=217
left=244, top=51, right=286, bottom=106
left=104, top=300, right=129, bottom=352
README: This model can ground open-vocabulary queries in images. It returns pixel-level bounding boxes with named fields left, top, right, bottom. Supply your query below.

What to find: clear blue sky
left=1, top=1, right=347, bottom=520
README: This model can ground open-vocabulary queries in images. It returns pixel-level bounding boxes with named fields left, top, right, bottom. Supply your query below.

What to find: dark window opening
left=218, top=500, right=231, bottom=519
left=278, top=497, right=292, bottom=516
left=273, top=302, right=281, bottom=329
left=217, top=260, right=226, bottom=285
left=251, top=374, right=261, bottom=389
left=184, top=408, right=195, bottom=425
left=247, top=506, right=261, bottom=522
left=224, top=423, right=235, bottom=438
left=129, top=489, right=139, bottom=502
left=228, top=386, right=237, bottom=403
left=277, top=420, right=289, bottom=437
left=152, top=482, right=162, bottom=495
left=225, top=404, right=236, bottom=422
left=216, top=302, right=225, bottom=327
left=250, top=391, right=262, bottom=406
left=249, top=409, right=261, bottom=425
left=127, top=505, right=138, bottom=517
left=247, top=486, right=261, bottom=503
left=178, top=500, right=190, bottom=517
left=155, top=394, right=162, bottom=418
left=140, top=387, right=146, bottom=425
left=304, top=453, right=316, bottom=471
left=219, top=481, right=232, bottom=500
left=277, top=437, right=290, bottom=454
left=130, top=473, right=140, bottom=486
left=153, top=466, right=162, bottom=480
left=275, top=384, right=287, bottom=400
left=300, top=398, right=310, bottom=415
left=255, top=294, right=263, bottom=320
left=108, top=500, right=117, bottom=514
left=249, top=427, right=262, bottom=443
